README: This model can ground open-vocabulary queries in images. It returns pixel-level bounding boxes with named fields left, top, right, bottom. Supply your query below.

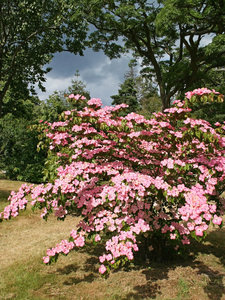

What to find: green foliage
left=0, top=114, right=46, bottom=183
left=1, top=82, right=40, bottom=120
left=0, top=85, right=46, bottom=182
left=111, top=60, right=160, bottom=115
left=36, top=91, right=71, bottom=123
left=0, top=72, right=90, bottom=182
left=190, top=99, right=225, bottom=125
left=138, top=95, right=162, bottom=119
left=155, top=0, right=225, bottom=95
left=37, top=72, right=91, bottom=122
left=75, top=0, right=225, bottom=108
left=199, top=69, right=225, bottom=96
left=0, top=0, right=88, bottom=115
left=111, top=77, right=139, bottom=113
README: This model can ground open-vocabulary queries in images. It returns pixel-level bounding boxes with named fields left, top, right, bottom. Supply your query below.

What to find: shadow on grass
left=55, top=229, right=225, bottom=300
left=0, top=189, right=11, bottom=211
left=56, top=262, right=97, bottom=285
left=122, top=264, right=170, bottom=299
left=189, top=228, right=225, bottom=300
left=0, top=189, right=11, bottom=201
left=55, top=244, right=102, bottom=286
left=194, top=262, right=225, bottom=300
left=206, top=228, right=225, bottom=267
left=126, top=229, right=225, bottom=300
left=123, top=260, right=225, bottom=300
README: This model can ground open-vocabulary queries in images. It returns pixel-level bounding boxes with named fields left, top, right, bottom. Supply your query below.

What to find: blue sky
left=36, top=49, right=132, bottom=106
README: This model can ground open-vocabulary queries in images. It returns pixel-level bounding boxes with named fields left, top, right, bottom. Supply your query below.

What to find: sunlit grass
left=0, top=260, right=56, bottom=300
left=176, top=278, right=190, bottom=300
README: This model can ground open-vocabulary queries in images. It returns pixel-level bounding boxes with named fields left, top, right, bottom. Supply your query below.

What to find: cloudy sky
left=36, top=49, right=132, bottom=106
left=35, top=34, right=213, bottom=106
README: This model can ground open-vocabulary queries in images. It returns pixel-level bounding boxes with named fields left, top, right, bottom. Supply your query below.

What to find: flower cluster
left=0, top=184, right=33, bottom=219
left=184, top=87, right=224, bottom=107
left=185, top=88, right=220, bottom=99
left=1, top=88, right=224, bottom=275
left=68, top=94, right=86, bottom=100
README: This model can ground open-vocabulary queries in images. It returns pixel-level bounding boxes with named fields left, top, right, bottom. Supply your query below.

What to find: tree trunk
left=159, top=86, right=171, bottom=111
left=162, top=96, right=171, bottom=111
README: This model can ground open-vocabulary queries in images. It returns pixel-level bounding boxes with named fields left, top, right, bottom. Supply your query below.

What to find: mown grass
left=0, top=179, right=225, bottom=300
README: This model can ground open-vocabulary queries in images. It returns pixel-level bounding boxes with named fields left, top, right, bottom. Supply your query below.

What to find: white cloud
left=81, top=57, right=130, bottom=105
left=36, top=70, right=120, bottom=106
left=36, top=51, right=132, bottom=106
left=36, top=75, right=74, bottom=100
left=200, top=34, right=214, bottom=46
left=85, top=73, right=121, bottom=106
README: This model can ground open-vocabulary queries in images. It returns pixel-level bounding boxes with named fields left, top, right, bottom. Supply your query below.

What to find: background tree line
left=0, top=72, right=90, bottom=182
left=0, top=0, right=224, bottom=183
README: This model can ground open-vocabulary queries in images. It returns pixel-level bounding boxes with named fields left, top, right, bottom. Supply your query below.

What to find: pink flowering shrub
left=184, top=87, right=225, bottom=126
left=184, top=87, right=224, bottom=110
left=1, top=88, right=225, bottom=275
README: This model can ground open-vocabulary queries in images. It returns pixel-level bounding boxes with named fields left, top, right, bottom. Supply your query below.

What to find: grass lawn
left=0, top=179, right=225, bottom=300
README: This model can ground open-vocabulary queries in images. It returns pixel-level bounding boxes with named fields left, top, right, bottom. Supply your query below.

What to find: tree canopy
left=0, top=71, right=91, bottom=182
left=1, top=0, right=224, bottom=116
left=0, top=0, right=88, bottom=116
left=111, top=62, right=139, bottom=113
left=111, top=60, right=160, bottom=115
left=75, top=0, right=225, bottom=109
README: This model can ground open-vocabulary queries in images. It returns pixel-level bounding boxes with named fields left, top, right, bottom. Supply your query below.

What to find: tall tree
left=67, top=70, right=91, bottom=100
left=111, top=61, right=139, bottom=113
left=111, top=77, right=139, bottom=113
left=111, top=60, right=159, bottom=114
left=0, top=0, right=87, bottom=116
left=66, top=70, right=91, bottom=110
left=136, top=71, right=162, bottom=117
left=75, top=0, right=225, bottom=109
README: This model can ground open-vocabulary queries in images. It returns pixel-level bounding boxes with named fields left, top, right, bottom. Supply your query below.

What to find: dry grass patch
left=0, top=179, right=225, bottom=300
